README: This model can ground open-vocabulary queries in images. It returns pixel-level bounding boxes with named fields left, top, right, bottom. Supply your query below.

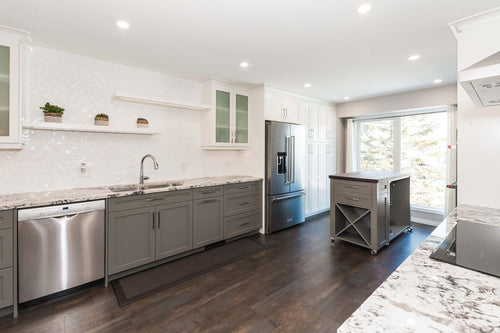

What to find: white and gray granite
left=338, top=204, right=500, bottom=333
left=0, top=175, right=261, bottom=210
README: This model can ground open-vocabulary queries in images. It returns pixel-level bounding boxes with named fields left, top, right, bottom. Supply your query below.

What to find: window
left=357, top=112, right=447, bottom=210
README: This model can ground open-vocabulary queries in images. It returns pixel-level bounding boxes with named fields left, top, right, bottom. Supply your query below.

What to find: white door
left=309, top=102, right=319, bottom=140
left=308, top=143, right=319, bottom=213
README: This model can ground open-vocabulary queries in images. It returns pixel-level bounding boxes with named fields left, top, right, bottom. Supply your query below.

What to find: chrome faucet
left=140, top=154, right=159, bottom=184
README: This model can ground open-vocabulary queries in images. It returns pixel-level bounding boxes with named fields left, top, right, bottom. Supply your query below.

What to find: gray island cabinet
left=107, top=181, right=262, bottom=280
left=329, top=171, right=411, bottom=255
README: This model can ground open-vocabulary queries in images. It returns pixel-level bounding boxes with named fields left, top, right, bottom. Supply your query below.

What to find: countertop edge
left=0, top=175, right=263, bottom=210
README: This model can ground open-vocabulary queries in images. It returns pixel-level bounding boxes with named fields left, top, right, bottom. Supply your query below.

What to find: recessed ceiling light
left=344, top=96, right=350, bottom=100
left=433, top=78, right=442, bottom=84
left=116, top=20, right=130, bottom=29
left=357, top=3, right=372, bottom=14
left=304, top=83, right=311, bottom=88
left=240, top=62, right=249, bottom=68
left=408, top=54, right=420, bottom=61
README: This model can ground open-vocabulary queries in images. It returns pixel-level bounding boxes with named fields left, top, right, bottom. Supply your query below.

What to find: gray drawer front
left=0, top=267, right=13, bottom=309
left=109, top=190, right=193, bottom=212
left=335, top=192, right=371, bottom=209
left=335, top=180, right=372, bottom=196
left=0, top=229, right=13, bottom=270
left=224, top=193, right=262, bottom=217
left=224, top=211, right=261, bottom=239
left=0, top=211, right=13, bottom=230
left=224, top=181, right=262, bottom=195
left=193, top=186, right=223, bottom=200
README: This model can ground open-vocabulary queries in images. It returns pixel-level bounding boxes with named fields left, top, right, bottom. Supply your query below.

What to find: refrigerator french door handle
left=291, top=136, right=295, bottom=183
left=285, top=136, right=291, bottom=185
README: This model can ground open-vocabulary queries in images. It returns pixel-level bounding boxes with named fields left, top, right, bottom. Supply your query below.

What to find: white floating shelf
left=114, top=92, right=211, bottom=111
left=22, top=122, right=160, bottom=135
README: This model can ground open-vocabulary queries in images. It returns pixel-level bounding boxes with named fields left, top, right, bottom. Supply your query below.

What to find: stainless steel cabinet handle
left=348, top=185, right=360, bottom=189
left=345, top=197, right=360, bottom=201
left=202, top=190, right=217, bottom=194
left=239, top=201, right=251, bottom=205
left=203, top=199, right=217, bottom=203
left=146, top=197, right=165, bottom=202
left=239, top=185, right=251, bottom=189
left=157, top=211, right=161, bottom=229
left=271, top=192, right=306, bottom=202
left=239, top=222, right=250, bottom=227
left=152, top=212, right=155, bottom=230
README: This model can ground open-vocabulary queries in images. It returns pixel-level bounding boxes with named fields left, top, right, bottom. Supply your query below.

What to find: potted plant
left=94, top=113, right=109, bottom=126
left=40, top=102, right=64, bottom=123
left=137, top=118, right=149, bottom=128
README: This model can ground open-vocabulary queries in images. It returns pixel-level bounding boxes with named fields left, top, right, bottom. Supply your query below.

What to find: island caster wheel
left=331, top=238, right=336, bottom=245
left=370, top=250, right=377, bottom=255
left=407, top=227, right=413, bottom=232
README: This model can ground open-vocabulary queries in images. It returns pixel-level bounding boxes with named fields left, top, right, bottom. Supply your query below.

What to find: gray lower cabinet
left=156, top=201, right=193, bottom=259
left=193, top=197, right=223, bottom=248
left=224, top=211, right=261, bottom=239
left=107, top=182, right=262, bottom=277
left=0, top=229, right=13, bottom=269
left=0, top=210, right=13, bottom=310
left=0, top=267, right=13, bottom=309
left=223, top=181, right=262, bottom=239
left=108, top=207, right=156, bottom=275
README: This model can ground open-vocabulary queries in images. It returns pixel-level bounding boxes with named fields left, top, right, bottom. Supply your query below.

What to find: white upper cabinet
left=264, top=89, right=300, bottom=124
left=299, top=100, right=319, bottom=140
left=201, top=80, right=251, bottom=150
left=0, top=27, right=28, bottom=149
left=319, top=104, right=336, bottom=141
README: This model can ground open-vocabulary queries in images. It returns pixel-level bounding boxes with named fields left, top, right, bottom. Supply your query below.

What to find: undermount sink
left=109, top=181, right=183, bottom=193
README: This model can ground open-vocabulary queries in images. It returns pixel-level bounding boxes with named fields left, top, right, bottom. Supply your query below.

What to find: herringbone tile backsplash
left=0, top=47, right=260, bottom=194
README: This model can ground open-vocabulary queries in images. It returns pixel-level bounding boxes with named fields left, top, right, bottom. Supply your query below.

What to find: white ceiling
left=0, top=0, right=499, bottom=102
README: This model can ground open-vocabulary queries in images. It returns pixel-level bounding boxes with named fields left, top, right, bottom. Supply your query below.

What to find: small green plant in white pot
left=40, top=102, right=64, bottom=123
left=94, top=113, right=109, bottom=126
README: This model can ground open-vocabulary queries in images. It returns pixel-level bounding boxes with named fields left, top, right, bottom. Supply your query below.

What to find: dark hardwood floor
left=0, top=214, right=434, bottom=332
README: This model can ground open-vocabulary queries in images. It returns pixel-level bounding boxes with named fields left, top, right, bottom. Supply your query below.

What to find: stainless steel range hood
left=459, top=51, right=500, bottom=107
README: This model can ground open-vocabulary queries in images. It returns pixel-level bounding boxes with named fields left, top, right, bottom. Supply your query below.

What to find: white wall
left=0, top=47, right=263, bottom=194
left=454, top=16, right=500, bottom=208
left=335, top=84, right=457, bottom=173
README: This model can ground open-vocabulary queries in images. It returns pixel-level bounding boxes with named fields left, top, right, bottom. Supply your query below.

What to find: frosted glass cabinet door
left=0, top=45, right=10, bottom=138
left=235, top=94, right=248, bottom=143
left=216, top=90, right=230, bottom=143
left=0, top=32, right=22, bottom=147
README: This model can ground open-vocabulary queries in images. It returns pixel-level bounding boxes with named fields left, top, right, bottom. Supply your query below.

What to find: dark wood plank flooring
left=0, top=213, right=434, bottom=332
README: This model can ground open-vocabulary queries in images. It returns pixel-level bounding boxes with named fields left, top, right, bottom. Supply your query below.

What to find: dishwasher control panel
left=18, top=200, right=105, bottom=221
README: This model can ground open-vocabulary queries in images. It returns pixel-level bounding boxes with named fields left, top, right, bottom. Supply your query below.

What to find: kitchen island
left=338, top=204, right=500, bottom=332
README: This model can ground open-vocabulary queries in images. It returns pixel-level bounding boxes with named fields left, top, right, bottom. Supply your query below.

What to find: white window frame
left=353, top=105, right=455, bottom=216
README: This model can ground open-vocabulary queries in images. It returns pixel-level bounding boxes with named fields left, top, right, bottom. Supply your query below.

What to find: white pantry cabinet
left=300, top=100, right=336, bottom=216
left=201, top=80, right=251, bottom=150
left=264, top=88, right=300, bottom=124
left=0, top=26, right=28, bottom=150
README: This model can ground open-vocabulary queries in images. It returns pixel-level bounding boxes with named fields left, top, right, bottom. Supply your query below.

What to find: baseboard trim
left=411, top=217, right=440, bottom=226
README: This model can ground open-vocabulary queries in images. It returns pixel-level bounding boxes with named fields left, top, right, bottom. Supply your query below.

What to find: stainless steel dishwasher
left=18, top=200, right=105, bottom=303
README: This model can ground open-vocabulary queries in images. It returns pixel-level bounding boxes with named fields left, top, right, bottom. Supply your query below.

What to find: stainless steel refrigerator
left=265, top=121, right=306, bottom=233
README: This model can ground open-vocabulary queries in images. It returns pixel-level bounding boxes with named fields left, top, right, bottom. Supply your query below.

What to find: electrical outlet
left=78, top=162, right=91, bottom=177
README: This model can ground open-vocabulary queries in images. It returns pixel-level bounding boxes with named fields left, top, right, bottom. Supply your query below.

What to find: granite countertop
left=0, top=175, right=262, bottom=210
left=329, top=171, right=410, bottom=182
left=338, top=204, right=500, bottom=332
